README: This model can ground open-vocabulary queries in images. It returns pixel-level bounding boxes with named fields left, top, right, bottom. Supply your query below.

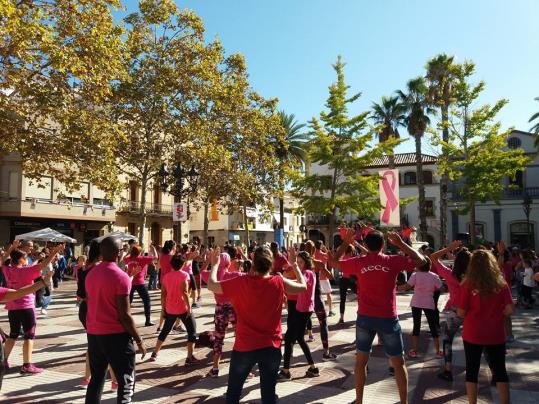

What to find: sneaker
left=408, top=350, right=418, bottom=359
left=322, top=352, right=337, bottom=361
left=191, top=303, right=200, bottom=309
left=149, top=352, right=157, bottom=362
left=435, top=351, right=444, bottom=359
left=307, top=335, right=315, bottom=343
left=507, top=334, right=515, bottom=343
left=305, top=367, right=320, bottom=377
left=145, top=321, right=155, bottom=327
left=79, top=378, right=90, bottom=388
left=337, top=318, right=344, bottom=324
left=20, top=364, right=43, bottom=375
left=185, top=356, right=199, bottom=366
left=40, top=308, right=47, bottom=316
left=388, top=366, right=395, bottom=376
left=156, top=327, right=161, bottom=333
left=437, top=370, right=453, bottom=382
left=277, top=369, right=291, bottom=381
left=328, top=311, right=335, bottom=317
left=206, top=368, right=219, bottom=378
left=197, top=296, right=202, bottom=301
left=111, top=381, right=118, bottom=391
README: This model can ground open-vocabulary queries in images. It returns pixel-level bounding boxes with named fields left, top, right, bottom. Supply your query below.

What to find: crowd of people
left=0, top=223, right=538, bottom=404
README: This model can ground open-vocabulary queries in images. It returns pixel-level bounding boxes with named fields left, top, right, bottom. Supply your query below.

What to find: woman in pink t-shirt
left=156, top=240, right=175, bottom=331
left=1, top=241, right=63, bottom=375
left=150, top=254, right=197, bottom=364
left=399, top=257, right=442, bottom=358
left=457, top=250, right=513, bottom=404
left=279, top=251, right=319, bottom=380
left=123, top=244, right=157, bottom=326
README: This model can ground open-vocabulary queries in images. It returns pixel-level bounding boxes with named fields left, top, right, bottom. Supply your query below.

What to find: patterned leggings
left=440, top=309, right=463, bottom=364
left=306, top=295, right=329, bottom=351
left=213, top=303, right=236, bottom=357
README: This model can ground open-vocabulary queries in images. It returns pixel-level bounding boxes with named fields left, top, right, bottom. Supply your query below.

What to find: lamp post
left=522, top=191, right=532, bottom=249
left=157, top=163, right=200, bottom=243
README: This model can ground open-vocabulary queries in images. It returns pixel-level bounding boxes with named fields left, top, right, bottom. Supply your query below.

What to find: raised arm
left=387, top=232, right=427, bottom=267
left=207, top=248, right=223, bottom=294
left=0, top=269, right=54, bottom=303
left=1, top=240, right=21, bottom=265
left=430, top=240, right=462, bottom=262
left=328, top=227, right=356, bottom=267
left=38, top=244, right=65, bottom=271
left=282, top=247, right=307, bottom=294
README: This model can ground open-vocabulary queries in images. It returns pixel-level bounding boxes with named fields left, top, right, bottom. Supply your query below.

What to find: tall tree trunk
left=388, top=153, right=396, bottom=170
left=203, top=198, right=209, bottom=246
left=469, top=199, right=476, bottom=247
left=243, top=205, right=250, bottom=246
left=415, top=133, right=428, bottom=242
left=328, top=167, right=339, bottom=248
left=279, top=175, right=285, bottom=230
left=138, top=175, right=148, bottom=247
left=439, top=105, right=450, bottom=246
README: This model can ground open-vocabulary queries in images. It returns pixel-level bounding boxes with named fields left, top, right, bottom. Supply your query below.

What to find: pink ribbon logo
left=381, top=170, right=399, bottom=225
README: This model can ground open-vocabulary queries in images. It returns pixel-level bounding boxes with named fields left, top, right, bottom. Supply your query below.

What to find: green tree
left=0, top=0, right=126, bottom=193
left=111, top=0, right=222, bottom=245
left=529, top=96, right=539, bottom=148
left=438, top=62, right=529, bottom=246
left=274, top=111, right=308, bottom=238
left=296, top=56, right=398, bottom=247
left=426, top=53, right=459, bottom=246
left=397, top=77, right=435, bottom=242
left=370, top=96, right=406, bottom=168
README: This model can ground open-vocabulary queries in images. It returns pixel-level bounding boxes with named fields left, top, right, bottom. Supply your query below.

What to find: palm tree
left=371, top=95, right=407, bottom=168
left=397, top=77, right=435, bottom=242
left=425, top=53, right=458, bottom=246
left=275, top=111, right=309, bottom=235
left=529, top=97, right=539, bottom=148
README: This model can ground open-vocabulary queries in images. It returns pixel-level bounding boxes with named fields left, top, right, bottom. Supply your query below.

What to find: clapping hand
left=341, top=227, right=356, bottom=246
left=448, top=240, right=462, bottom=251
left=496, top=240, right=506, bottom=254
left=209, top=248, right=221, bottom=267
left=287, top=246, right=297, bottom=265
left=387, top=231, right=405, bottom=247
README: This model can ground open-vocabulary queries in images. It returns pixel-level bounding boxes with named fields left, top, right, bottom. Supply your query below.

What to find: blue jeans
left=355, top=314, right=404, bottom=357
left=226, top=347, right=281, bottom=404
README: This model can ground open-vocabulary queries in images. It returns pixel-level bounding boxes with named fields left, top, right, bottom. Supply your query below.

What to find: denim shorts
left=355, top=314, right=404, bottom=357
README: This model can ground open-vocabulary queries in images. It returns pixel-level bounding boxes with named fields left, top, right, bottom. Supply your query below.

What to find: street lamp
left=522, top=191, right=533, bottom=248
left=157, top=163, right=200, bottom=243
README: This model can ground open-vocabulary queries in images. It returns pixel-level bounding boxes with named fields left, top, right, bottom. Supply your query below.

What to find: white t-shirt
left=523, top=267, right=537, bottom=288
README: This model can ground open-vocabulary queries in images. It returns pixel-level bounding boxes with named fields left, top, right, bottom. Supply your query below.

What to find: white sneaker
left=40, top=308, right=47, bottom=316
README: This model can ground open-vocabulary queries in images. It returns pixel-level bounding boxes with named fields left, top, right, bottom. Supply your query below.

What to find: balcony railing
left=450, top=186, right=539, bottom=201
left=306, top=215, right=330, bottom=226
left=117, top=201, right=173, bottom=215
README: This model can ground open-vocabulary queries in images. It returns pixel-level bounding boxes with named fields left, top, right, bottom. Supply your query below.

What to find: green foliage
left=529, top=96, right=539, bottom=148
left=295, top=56, right=399, bottom=221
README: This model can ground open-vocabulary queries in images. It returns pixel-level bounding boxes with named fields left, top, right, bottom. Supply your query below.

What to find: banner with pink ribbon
left=379, top=169, right=400, bottom=227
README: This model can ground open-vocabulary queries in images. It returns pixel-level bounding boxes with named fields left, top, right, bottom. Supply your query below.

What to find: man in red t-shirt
left=331, top=228, right=426, bottom=404
left=85, top=236, right=146, bottom=404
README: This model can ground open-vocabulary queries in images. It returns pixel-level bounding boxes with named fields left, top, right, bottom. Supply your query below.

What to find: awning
left=93, top=231, right=138, bottom=243
left=15, top=228, right=77, bottom=243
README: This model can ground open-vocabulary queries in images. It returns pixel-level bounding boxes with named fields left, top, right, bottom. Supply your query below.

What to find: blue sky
left=121, top=0, right=539, bottom=154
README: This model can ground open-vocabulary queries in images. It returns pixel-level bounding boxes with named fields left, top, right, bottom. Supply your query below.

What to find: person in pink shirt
left=279, top=251, right=319, bottom=380
left=430, top=243, right=470, bottom=381
left=496, top=240, right=515, bottom=342
left=399, top=258, right=442, bottom=358
left=1, top=241, right=63, bottom=375
left=156, top=240, right=176, bottom=332
left=331, top=228, right=427, bottom=404
left=457, top=249, right=513, bottom=404
left=85, top=236, right=146, bottom=404
left=207, top=246, right=307, bottom=404
left=200, top=252, right=244, bottom=378
left=150, top=254, right=197, bottom=363
left=123, top=244, right=157, bottom=326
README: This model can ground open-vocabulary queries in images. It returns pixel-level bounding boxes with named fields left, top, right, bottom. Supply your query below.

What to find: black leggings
left=129, top=284, right=151, bottom=322
left=463, top=340, right=508, bottom=383
left=411, top=306, right=439, bottom=338
left=339, top=277, right=356, bottom=315
left=306, top=295, right=329, bottom=350
left=158, top=312, right=197, bottom=343
left=283, top=311, right=314, bottom=369
left=8, top=308, right=36, bottom=340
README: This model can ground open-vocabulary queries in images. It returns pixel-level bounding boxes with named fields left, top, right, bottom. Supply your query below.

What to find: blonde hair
left=463, top=249, right=506, bottom=295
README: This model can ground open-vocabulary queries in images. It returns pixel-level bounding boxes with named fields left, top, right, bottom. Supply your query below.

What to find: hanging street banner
left=173, top=202, right=187, bottom=222
left=379, top=169, right=400, bottom=227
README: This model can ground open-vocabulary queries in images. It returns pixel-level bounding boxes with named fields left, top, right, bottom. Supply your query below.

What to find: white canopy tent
left=93, top=231, right=138, bottom=243
left=15, top=228, right=77, bottom=244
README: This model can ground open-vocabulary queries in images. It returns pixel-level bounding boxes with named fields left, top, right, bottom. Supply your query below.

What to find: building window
left=510, top=222, right=535, bottom=249
left=8, top=171, right=20, bottom=199
left=509, top=170, right=523, bottom=189
left=403, top=172, right=417, bottom=185
left=129, top=181, right=138, bottom=202
left=468, top=223, right=486, bottom=240
left=507, top=137, right=521, bottom=149
left=127, top=222, right=136, bottom=236
left=153, top=183, right=161, bottom=205
left=425, top=200, right=435, bottom=217
left=423, top=171, right=433, bottom=184
left=25, top=176, right=53, bottom=201
left=151, top=222, right=161, bottom=246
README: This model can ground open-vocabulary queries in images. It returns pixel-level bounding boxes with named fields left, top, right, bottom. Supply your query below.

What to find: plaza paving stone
left=0, top=280, right=537, bottom=403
